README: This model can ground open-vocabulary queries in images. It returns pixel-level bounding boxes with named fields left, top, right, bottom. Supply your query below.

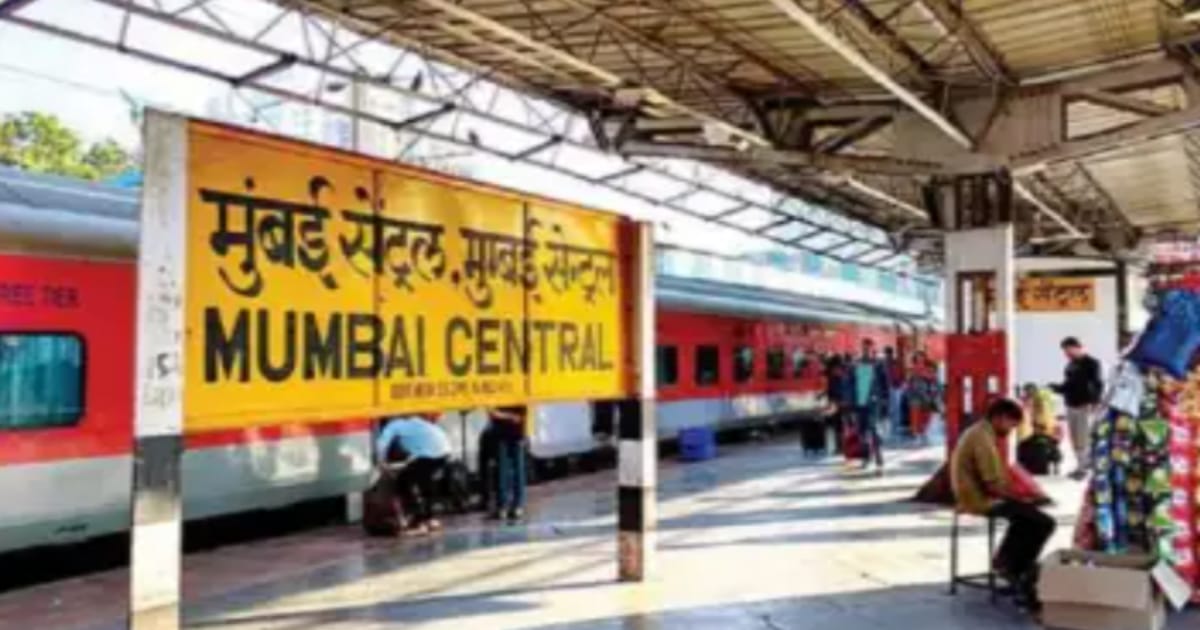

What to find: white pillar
left=130, top=111, right=189, bottom=630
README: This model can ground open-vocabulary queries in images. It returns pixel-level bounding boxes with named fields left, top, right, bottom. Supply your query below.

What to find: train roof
left=659, top=276, right=924, bottom=329
left=0, top=166, right=932, bottom=328
left=0, top=167, right=138, bottom=219
left=0, top=166, right=138, bottom=259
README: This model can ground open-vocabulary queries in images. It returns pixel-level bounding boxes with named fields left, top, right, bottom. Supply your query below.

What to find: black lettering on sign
left=387, top=315, right=423, bottom=379
left=559, top=322, right=579, bottom=371
left=201, top=176, right=338, bottom=298
left=340, top=209, right=448, bottom=291
left=598, top=323, right=614, bottom=370
left=258, top=309, right=297, bottom=382
left=580, top=323, right=599, bottom=370
left=205, top=307, right=250, bottom=383
left=303, top=312, right=342, bottom=379
left=445, top=317, right=472, bottom=377
left=532, top=320, right=555, bottom=374
left=457, top=227, right=537, bottom=309
left=477, top=318, right=501, bottom=375
left=540, top=223, right=617, bottom=303
left=503, top=319, right=528, bottom=375
left=347, top=313, right=383, bottom=379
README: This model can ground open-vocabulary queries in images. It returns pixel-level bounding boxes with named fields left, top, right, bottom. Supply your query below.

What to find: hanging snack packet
left=1141, top=418, right=1171, bottom=451
left=1108, top=362, right=1146, bottom=416
left=1127, top=289, right=1200, bottom=378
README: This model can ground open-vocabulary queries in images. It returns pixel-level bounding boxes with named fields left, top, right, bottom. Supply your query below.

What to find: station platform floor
left=3, top=436, right=1197, bottom=630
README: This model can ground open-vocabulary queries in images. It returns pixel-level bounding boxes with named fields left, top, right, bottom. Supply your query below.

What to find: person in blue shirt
left=376, top=413, right=452, bottom=533
left=851, top=339, right=890, bottom=473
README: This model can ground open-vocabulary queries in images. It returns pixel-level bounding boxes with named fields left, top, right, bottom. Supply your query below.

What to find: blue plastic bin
left=678, top=427, right=717, bottom=462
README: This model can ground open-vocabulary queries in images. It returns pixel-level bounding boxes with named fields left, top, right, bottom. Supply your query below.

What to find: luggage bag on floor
left=842, top=425, right=865, bottom=460
left=363, top=476, right=404, bottom=537
left=799, top=419, right=827, bottom=453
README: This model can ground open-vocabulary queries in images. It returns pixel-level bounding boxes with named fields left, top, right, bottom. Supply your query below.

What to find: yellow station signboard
left=1016, top=276, right=1096, bottom=312
left=183, top=121, right=629, bottom=431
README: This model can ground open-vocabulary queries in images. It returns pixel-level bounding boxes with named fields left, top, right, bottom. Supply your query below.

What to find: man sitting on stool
left=376, top=413, right=452, bottom=535
left=951, top=397, right=1056, bottom=610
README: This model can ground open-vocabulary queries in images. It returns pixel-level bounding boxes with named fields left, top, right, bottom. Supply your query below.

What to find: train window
left=0, top=333, right=85, bottom=430
left=695, top=345, right=720, bottom=386
left=733, top=346, right=755, bottom=383
left=792, top=349, right=810, bottom=377
left=656, top=345, right=679, bottom=386
left=766, top=347, right=786, bottom=380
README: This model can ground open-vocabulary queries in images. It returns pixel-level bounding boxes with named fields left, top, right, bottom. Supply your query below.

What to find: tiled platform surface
left=2, top=437, right=1196, bottom=630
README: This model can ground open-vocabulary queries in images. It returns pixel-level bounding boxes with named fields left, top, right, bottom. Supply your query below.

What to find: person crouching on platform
left=376, top=412, right=452, bottom=535
left=951, top=398, right=1056, bottom=611
left=487, top=405, right=529, bottom=523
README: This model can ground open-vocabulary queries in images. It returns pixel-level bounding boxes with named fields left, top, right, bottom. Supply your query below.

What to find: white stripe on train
left=0, top=391, right=822, bottom=553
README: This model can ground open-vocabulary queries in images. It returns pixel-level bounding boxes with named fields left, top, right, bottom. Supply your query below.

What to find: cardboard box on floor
left=1038, top=550, right=1193, bottom=630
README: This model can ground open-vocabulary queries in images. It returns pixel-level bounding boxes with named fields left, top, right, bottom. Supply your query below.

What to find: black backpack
left=436, top=460, right=473, bottom=514
left=1017, top=434, right=1062, bottom=476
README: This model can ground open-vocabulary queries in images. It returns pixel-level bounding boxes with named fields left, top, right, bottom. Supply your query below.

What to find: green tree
left=82, top=139, right=134, bottom=180
left=0, top=111, right=133, bottom=181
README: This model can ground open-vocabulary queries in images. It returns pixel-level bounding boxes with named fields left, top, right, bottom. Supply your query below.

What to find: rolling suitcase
left=842, top=424, right=865, bottom=461
left=799, top=418, right=827, bottom=454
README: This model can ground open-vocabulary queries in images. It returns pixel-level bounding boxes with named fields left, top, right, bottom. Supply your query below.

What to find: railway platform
left=3, top=436, right=1196, bottom=630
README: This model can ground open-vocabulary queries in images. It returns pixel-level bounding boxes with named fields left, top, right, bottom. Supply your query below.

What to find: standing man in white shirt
left=376, top=413, right=453, bottom=534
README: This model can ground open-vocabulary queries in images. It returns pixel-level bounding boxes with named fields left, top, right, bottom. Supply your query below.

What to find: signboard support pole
left=618, top=222, right=656, bottom=581
left=129, top=110, right=189, bottom=630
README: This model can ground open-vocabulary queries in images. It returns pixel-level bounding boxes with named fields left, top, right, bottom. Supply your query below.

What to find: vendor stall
left=1070, top=254, right=1200, bottom=604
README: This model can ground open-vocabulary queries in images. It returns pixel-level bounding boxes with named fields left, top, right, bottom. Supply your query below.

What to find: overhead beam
left=390, top=103, right=455, bottom=130
left=620, top=140, right=958, bottom=177
left=1014, top=104, right=1200, bottom=172
left=554, top=0, right=747, bottom=107
left=913, top=0, right=1013, bottom=83
left=510, top=135, right=562, bottom=160
left=0, top=0, right=38, bottom=16
left=1069, top=89, right=1175, bottom=117
left=593, top=164, right=643, bottom=184
left=638, top=0, right=821, bottom=90
left=837, top=176, right=928, bottom=219
left=802, top=103, right=902, bottom=122
left=767, top=0, right=1088, bottom=237
left=413, top=0, right=768, bottom=149
left=841, top=0, right=937, bottom=84
left=790, top=229, right=825, bottom=244
left=754, top=217, right=800, bottom=234
left=765, top=0, right=974, bottom=149
left=813, top=115, right=891, bottom=153
left=1014, top=181, right=1085, bottom=237
left=1043, top=57, right=1186, bottom=93
left=233, top=53, right=298, bottom=87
